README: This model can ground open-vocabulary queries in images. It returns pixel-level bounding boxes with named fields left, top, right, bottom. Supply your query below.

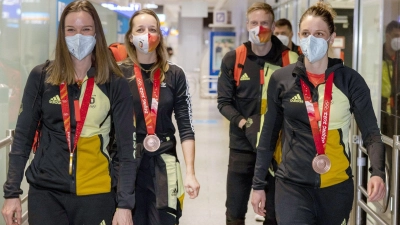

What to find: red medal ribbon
left=134, top=64, right=161, bottom=135
left=300, top=72, right=334, bottom=155
left=60, top=77, right=94, bottom=175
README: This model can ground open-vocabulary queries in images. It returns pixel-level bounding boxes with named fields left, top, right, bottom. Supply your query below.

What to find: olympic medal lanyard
left=134, top=64, right=161, bottom=140
left=60, top=77, right=94, bottom=175
left=300, top=72, right=334, bottom=173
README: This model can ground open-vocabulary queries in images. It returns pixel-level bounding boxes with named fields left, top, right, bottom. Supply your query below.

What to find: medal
left=143, top=134, right=160, bottom=152
left=312, top=154, right=331, bottom=174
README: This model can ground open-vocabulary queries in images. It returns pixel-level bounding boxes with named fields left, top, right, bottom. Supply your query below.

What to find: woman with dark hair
left=251, top=2, right=386, bottom=225
left=2, top=1, right=136, bottom=224
left=119, top=9, right=200, bottom=225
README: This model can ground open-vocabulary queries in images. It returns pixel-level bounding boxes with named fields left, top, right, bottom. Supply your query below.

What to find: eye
left=66, top=28, right=75, bottom=32
left=301, top=32, right=309, bottom=37
left=261, top=21, right=268, bottom=27
left=149, top=28, right=157, bottom=33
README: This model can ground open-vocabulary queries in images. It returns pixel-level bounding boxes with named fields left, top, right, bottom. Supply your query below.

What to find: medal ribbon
left=60, top=77, right=94, bottom=175
left=134, top=64, right=161, bottom=135
left=300, top=72, right=334, bottom=155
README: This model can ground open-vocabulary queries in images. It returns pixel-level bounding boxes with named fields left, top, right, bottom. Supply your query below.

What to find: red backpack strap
left=234, top=44, right=247, bottom=86
left=109, top=43, right=128, bottom=62
left=282, top=49, right=290, bottom=67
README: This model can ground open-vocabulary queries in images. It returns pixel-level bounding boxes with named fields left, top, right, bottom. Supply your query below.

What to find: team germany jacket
left=218, top=37, right=295, bottom=152
left=3, top=61, right=137, bottom=209
left=119, top=61, right=195, bottom=144
left=253, top=55, right=385, bottom=189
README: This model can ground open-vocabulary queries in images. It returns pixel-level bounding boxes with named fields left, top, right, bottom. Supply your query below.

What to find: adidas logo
left=100, top=220, right=106, bottom=225
left=161, top=82, right=167, bottom=87
left=49, top=95, right=61, bottom=104
left=290, top=94, right=303, bottom=103
left=172, top=188, right=178, bottom=196
left=240, top=73, right=250, bottom=81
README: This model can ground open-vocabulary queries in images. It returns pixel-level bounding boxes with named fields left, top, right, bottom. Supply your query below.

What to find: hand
left=2, top=198, right=22, bottom=225
left=251, top=189, right=266, bottom=216
left=367, top=176, right=386, bottom=202
left=238, top=119, right=247, bottom=129
left=184, top=174, right=200, bottom=199
left=112, top=208, right=133, bottom=225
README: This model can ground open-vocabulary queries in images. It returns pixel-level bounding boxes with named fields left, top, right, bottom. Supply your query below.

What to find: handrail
left=355, top=133, right=398, bottom=225
left=0, top=129, right=14, bottom=149
left=359, top=143, right=390, bottom=214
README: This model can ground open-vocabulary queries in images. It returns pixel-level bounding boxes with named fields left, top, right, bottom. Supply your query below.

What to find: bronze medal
left=312, top=154, right=331, bottom=174
left=143, top=134, right=160, bottom=152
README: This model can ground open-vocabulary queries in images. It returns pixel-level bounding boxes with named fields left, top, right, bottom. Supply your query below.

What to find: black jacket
left=217, top=36, right=294, bottom=151
left=4, top=62, right=137, bottom=209
left=253, top=56, right=385, bottom=189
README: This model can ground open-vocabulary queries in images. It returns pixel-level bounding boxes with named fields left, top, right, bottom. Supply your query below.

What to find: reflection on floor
left=175, top=73, right=261, bottom=225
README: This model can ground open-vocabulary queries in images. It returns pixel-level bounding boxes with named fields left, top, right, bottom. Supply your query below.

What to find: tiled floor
left=175, top=73, right=262, bottom=225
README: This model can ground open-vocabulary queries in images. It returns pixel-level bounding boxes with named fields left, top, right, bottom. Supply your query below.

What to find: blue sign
left=117, top=14, right=129, bottom=42
left=56, top=0, right=73, bottom=29
left=101, top=3, right=141, bottom=19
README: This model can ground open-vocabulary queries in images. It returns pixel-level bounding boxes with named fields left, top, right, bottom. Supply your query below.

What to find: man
left=274, top=18, right=302, bottom=55
left=381, top=20, right=400, bottom=137
left=217, top=2, right=298, bottom=225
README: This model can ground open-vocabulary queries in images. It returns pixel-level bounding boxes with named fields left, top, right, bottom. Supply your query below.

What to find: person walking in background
left=119, top=8, right=200, bottom=225
left=217, top=2, right=298, bottom=225
left=251, top=2, right=386, bottom=225
left=2, top=1, right=136, bottom=225
left=381, top=20, right=400, bottom=137
left=274, top=18, right=302, bottom=55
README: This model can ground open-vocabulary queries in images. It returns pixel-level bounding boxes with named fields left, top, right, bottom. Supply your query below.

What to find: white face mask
left=276, top=34, right=289, bottom=46
left=300, top=35, right=330, bottom=63
left=391, top=37, right=400, bottom=51
left=131, top=33, right=160, bottom=54
left=65, top=34, right=96, bottom=61
left=248, top=26, right=271, bottom=46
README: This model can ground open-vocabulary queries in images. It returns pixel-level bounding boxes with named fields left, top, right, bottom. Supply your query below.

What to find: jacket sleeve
left=111, top=75, right=138, bottom=209
left=3, top=64, right=44, bottom=198
left=173, top=68, right=195, bottom=142
left=349, top=69, right=386, bottom=181
left=252, top=72, right=284, bottom=190
left=217, top=50, right=245, bottom=126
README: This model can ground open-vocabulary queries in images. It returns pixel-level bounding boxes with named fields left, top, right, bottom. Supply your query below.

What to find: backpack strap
left=32, top=60, right=50, bottom=153
left=32, top=60, right=50, bottom=109
left=282, top=50, right=290, bottom=67
left=109, top=43, right=128, bottom=62
left=234, top=44, right=247, bottom=86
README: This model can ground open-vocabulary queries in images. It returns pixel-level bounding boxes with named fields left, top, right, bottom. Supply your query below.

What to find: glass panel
left=381, top=0, right=400, bottom=137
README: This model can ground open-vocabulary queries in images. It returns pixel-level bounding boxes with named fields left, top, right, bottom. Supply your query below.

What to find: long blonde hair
left=47, top=0, right=122, bottom=85
left=124, top=9, right=169, bottom=81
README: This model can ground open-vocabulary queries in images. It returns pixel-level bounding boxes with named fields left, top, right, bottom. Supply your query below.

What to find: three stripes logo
left=49, top=95, right=61, bottom=104
left=240, top=73, right=250, bottom=81
left=290, top=94, right=303, bottom=103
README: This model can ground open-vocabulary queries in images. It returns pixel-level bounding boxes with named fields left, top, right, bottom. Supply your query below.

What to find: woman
left=251, top=2, right=386, bottom=225
left=119, top=9, right=200, bottom=225
left=2, top=1, right=136, bottom=225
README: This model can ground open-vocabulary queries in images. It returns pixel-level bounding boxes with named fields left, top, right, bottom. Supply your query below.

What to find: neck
left=304, top=56, right=328, bottom=74
left=251, top=41, right=272, bottom=56
left=137, top=51, right=157, bottom=64
left=288, top=41, right=293, bottom=50
left=72, top=57, right=91, bottom=80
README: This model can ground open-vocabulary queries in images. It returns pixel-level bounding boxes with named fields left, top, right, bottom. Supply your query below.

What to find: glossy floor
left=175, top=72, right=261, bottom=225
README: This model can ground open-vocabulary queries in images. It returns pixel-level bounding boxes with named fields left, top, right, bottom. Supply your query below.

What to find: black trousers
left=226, top=149, right=277, bottom=225
left=133, top=153, right=179, bottom=225
left=28, top=185, right=116, bottom=225
left=275, top=178, right=354, bottom=225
